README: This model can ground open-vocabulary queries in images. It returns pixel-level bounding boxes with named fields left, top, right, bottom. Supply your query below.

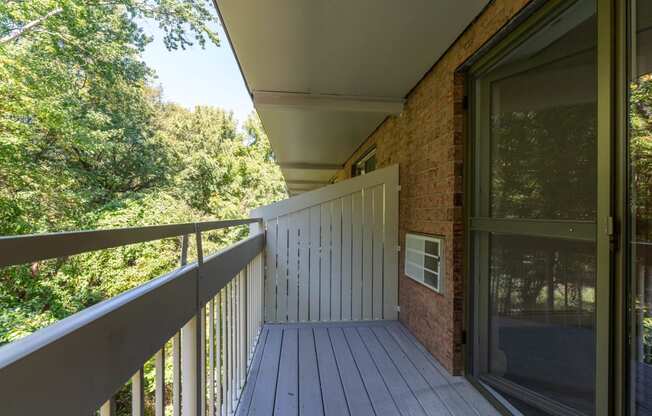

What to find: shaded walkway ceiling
left=215, top=0, right=489, bottom=194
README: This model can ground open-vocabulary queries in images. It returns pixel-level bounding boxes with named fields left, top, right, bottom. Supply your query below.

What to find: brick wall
left=333, top=0, right=532, bottom=375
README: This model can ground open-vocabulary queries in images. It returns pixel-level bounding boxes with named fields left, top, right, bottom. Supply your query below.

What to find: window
left=404, top=233, right=443, bottom=293
left=352, top=148, right=376, bottom=177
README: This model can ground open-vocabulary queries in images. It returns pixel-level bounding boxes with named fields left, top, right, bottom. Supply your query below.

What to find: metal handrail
left=0, top=225, right=265, bottom=416
left=0, top=218, right=262, bottom=267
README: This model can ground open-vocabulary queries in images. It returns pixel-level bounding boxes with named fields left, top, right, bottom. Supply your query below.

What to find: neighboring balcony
left=0, top=166, right=496, bottom=416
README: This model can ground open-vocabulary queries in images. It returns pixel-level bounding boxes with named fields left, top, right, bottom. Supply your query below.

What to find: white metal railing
left=0, top=219, right=265, bottom=416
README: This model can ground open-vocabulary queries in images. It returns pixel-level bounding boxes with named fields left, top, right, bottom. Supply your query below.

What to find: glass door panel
left=629, top=1, right=652, bottom=414
left=471, top=1, right=597, bottom=415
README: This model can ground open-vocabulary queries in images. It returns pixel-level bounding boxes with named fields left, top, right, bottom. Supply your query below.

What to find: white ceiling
left=216, top=0, right=490, bottom=194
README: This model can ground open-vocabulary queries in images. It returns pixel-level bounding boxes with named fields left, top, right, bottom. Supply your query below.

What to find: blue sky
left=140, top=19, right=254, bottom=124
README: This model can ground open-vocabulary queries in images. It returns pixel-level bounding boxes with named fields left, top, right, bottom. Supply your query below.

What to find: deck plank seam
left=310, top=328, right=327, bottom=416
left=325, top=327, right=358, bottom=416
left=271, top=328, right=285, bottom=416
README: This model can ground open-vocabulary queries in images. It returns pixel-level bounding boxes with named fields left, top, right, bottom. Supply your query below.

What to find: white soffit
left=216, top=0, right=490, bottom=191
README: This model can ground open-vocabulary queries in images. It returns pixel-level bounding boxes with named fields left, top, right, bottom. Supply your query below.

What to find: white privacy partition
left=252, top=165, right=399, bottom=323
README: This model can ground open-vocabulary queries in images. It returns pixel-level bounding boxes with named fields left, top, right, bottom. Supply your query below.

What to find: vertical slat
left=287, top=212, right=300, bottom=321
left=320, top=203, right=332, bottom=320
left=221, top=288, right=227, bottom=416
left=351, top=191, right=363, bottom=320
left=229, top=281, right=237, bottom=412
left=341, top=194, right=353, bottom=321
left=201, top=306, right=207, bottom=416
left=248, top=262, right=252, bottom=358
left=234, top=276, right=239, bottom=399
left=131, top=368, right=144, bottom=416
left=298, top=209, right=311, bottom=321
left=265, top=218, right=278, bottom=322
left=181, top=316, right=201, bottom=416
left=155, top=347, right=165, bottom=416
left=309, top=205, right=321, bottom=321
left=215, top=292, right=222, bottom=416
left=241, top=271, right=247, bottom=386
left=226, top=283, right=232, bottom=415
left=276, top=215, right=289, bottom=322
left=99, top=398, right=116, bottom=416
left=173, top=332, right=181, bottom=416
left=331, top=199, right=342, bottom=321
left=258, top=253, right=264, bottom=329
left=372, top=186, right=384, bottom=320
left=209, top=299, right=215, bottom=416
left=383, top=170, right=399, bottom=320
left=236, top=273, right=242, bottom=393
left=362, top=188, right=374, bottom=320
left=174, top=233, right=187, bottom=416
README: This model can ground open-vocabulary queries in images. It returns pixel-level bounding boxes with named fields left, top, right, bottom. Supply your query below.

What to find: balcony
left=0, top=166, right=497, bottom=415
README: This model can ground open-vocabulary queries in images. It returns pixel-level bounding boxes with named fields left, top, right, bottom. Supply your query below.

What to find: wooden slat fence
left=252, top=165, right=399, bottom=323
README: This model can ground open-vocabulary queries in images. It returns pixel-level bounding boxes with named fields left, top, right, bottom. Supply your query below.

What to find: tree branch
left=1, top=8, right=63, bottom=44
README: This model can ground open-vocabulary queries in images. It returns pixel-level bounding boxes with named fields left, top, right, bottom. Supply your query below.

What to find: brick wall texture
left=333, top=0, right=532, bottom=375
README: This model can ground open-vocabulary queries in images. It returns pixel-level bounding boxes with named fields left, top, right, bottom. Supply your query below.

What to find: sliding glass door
left=470, top=1, right=598, bottom=415
left=628, top=1, right=652, bottom=414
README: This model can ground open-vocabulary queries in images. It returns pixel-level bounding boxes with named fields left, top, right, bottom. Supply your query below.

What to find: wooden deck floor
left=235, top=320, right=500, bottom=416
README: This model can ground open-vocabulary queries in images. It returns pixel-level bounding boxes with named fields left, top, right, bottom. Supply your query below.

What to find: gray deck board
left=274, top=328, right=298, bottom=415
left=237, top=321, right=498, bottom=416
left=298, top=328, right=324, bottom=416
left=385, top=324, right=482, bottom=416
left=248, top=327, right=283, bottom=415
left=313, top=327, right=350, bottom=416
left=357, top=327, right=428, bottom=416
left=328, top=327, right=375, bottom=416
left=342, top=327, right=401, bottom=415
left=235, top=328, right=269, bottom=416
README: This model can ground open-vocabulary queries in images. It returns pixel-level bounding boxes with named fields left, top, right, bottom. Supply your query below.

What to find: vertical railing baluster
left=201, top=305, right=207, bottom=416
left=174, top=234, right=188, bottom=416
left=216, top=292, right=222, bottom=416
left=155, top=347, right=165, bottom=416
left=173, top=333, right=181, bottom=416
left=221, top=288, right=227, bottom=416
left=240, top=271, right=246, bottom=387
left=132, top=368, right=144, bottom=416
left=226, top=282, right=232, bottom=415
left=182, top=228, right=203, bottom=416
left=233, top=273, right=241, bottom=394
left=209, top=298, right=215, bottom=416
left=99, top=398, right=116, bottom=416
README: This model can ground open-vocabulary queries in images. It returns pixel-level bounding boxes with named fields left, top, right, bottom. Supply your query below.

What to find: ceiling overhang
left=215, top=0, right=490, bottom=194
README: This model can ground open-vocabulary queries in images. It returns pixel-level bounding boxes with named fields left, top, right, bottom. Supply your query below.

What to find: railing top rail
left=0, top=231, right=265, bottom=415
left=0, top=218, right=262, bottom=268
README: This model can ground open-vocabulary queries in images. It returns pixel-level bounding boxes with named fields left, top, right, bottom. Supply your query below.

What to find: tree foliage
left=0, top=0, right=286, bottom=348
